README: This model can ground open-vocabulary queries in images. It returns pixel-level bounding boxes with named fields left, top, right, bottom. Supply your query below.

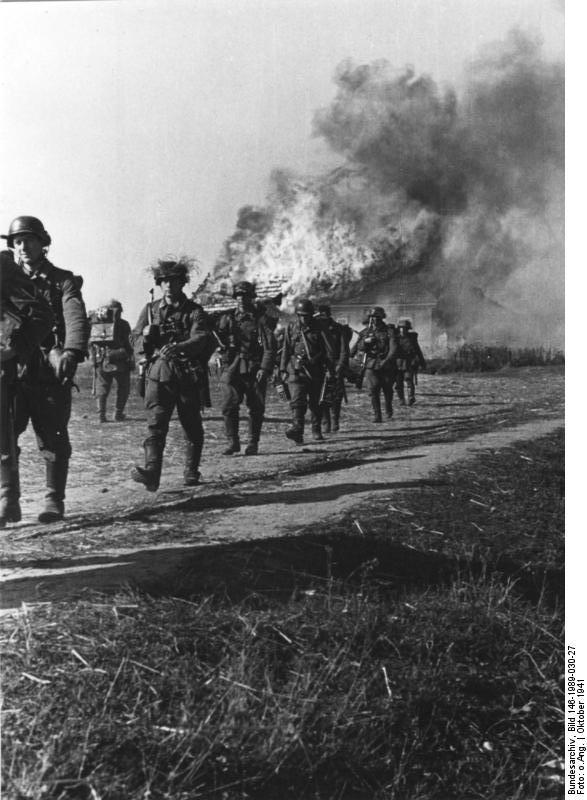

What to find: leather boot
left=183, top=442, right=201, bottom=486
left=332, top=406, right=340, bottom=432
left=38, top=458, right=68, bottom=523
left=222, top=412, right=240, bottom=455
left=322, top=406, right=331, bottom=434
left=0, top=457, right=22, bottom=528
left=97, top=396, right=107, bottom=424
left=244, top=415, right=262, bottom=456
left=131, top=441, right=163, bottom=492
left=286, top=410, right=304, bottom=444
left=371, top=395, right=382, bottom=423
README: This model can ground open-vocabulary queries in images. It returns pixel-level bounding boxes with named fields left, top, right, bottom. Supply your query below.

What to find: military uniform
left=90, top=303, right=134, bottom=422
left=316, top=307, right=350, bottom=434
left=280, top=300, right=330, bottom=444
left=217, top=289, right=276, bottom=456
left=395, top=321, right=426, bottom=405
left=351, top=308, right=396, bottom=422
left=132, top=283, right=214, bottom=491
left=1, top=251, right=54, bottom=526
left=3, top=215, right=89, bottom=523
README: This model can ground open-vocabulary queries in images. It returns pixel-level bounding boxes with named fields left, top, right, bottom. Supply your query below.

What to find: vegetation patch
left=1, top=432, right=564, bottom=800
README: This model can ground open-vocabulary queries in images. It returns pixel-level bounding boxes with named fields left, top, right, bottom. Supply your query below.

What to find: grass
left=1, top=431, right=565, bottom=800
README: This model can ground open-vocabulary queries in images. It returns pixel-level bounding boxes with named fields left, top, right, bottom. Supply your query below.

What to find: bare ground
left=0, top=365, right=564, bottom=609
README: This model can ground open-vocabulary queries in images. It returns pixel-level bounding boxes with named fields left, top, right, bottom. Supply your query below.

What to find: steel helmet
left=2, top=216, right=51, bottom=248
left=233, top=280, right=256, bottom=298
left=152, top=259, right=190, bottom=286
left=295, top=299, right=315, bottom=316
left=316, top=304, right=331, bottom=317
left=368, top=306, right=386, bottom=319
left=398, top=318, right=412, bottom=329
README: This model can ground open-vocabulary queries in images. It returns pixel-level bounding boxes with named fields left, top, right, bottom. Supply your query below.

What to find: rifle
left=355, top=318, right=374, bottom=390
left=137, top=288, right=155, bottom=398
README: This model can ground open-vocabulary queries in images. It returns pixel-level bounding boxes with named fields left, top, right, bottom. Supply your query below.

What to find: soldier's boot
left=38, top=458, right=68, bottom=523
left=222, top=413, right=240, bottom=455
left=286, top=410, right=305, bottom=445
left=322, top=406, right=332, bottom=434
left=310, top=411, right=325, bottom=441
left=371, top=396, right=382, bottom=423
left=385, top=399, right=394, bottom=419
left=0, top=458, right=22, bottom=528
left=97, top=396, right=107, bottom=424
left=332, top=404, right=340, bottom=432
left=183, top=442, right=201, bottom=486
left=408, top=389, right=416, bottom=406
left=244, top=416, right=262, bottom=456
left=131, top=442, right=163, bottom=492
left=396, top=385, right=407, bottom=406
left=114, top=408, right=126, bottom=422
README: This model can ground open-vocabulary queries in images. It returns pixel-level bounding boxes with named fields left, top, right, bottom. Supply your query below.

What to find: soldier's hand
left=280, top=370, right=289, bottom=382
left=256, top=369, right=268, bottom=383
left=159, top=343, right=177, bottom=359
left=57, top=350, right=78, bottom=381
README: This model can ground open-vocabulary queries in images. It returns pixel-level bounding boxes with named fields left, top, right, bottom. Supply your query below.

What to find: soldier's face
left=12, top=233, right=44, bottom=268
left=161, top=277, right=184, bottom=302
left=297, top=313, right=312, bottom=326
left=236, top=293, right=253, bottom=312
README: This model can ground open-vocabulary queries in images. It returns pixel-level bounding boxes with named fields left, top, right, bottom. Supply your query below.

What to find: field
left=0, top=365, right=565, bottom=799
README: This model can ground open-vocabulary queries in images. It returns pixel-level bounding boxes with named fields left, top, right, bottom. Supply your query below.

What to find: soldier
left=350, top=306, right=397, bottom=423
left=395, top=319, right=427, bottom=406
left=131, top=258, right=214, bottom=491
left=280, top=298, right=330, bottom=444
left=90, top=300, right=134, bottom=423
left=1, top=251, right=54, bottom=527
left=315, top=304, right=349, bottom=434
left=216, top=281, right=276, bottom=456
left=2, top=216, right=89, bottom=522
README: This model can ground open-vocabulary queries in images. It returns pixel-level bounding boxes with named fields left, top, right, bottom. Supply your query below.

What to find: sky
left=0, top=0, right=565, bottom=324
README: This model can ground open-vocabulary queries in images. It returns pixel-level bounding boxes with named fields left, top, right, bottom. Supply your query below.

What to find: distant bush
left=427, top=346, right=564, bottom=373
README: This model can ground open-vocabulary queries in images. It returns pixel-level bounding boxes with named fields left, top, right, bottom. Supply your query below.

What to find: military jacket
left=397, top=331, right=426, bottom=369
left=217, top=309, right=276, bottom=376
left=19, top=256, right=89, bottom=357
left=317, top=318, right=349, bottom=373
left=280, top=319, right=330, bottom=377
left=1, top=252, right=54, bottom=368
left=133, top=295, right=214, bottom=383
left=351, top=322, right=396, bottom=370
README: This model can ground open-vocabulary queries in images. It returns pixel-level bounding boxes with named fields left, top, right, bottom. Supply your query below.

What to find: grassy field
left=1, top=430, right=564, bottom=800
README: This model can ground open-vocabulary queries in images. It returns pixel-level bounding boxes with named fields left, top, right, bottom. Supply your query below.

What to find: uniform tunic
left=351, top=322, right=397, bottom=415
left=14, top=257, right=89, bottom=461
left=281, top=319, right=330, bottom=425
left=133, top=295, right=213, bottom=450
left=92, top=315, right=134, bottom=412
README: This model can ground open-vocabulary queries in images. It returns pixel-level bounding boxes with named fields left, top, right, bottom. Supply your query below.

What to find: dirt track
left=0, top=365, right=564, bottom=609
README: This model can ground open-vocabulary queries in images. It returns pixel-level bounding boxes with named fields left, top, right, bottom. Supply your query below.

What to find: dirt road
left=0, top=366, right=564, bottom=609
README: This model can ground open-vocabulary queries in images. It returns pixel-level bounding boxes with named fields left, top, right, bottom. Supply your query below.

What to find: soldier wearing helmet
left=89, top=299, right=134, bottom=423
left=280, top=298, right=331, bottom=444
left=395, top=319, right=426, bottom=406
left=314, top=304, right=350, bottom=434
left=1, top=250, right=54, bottom=527
left=130, top=257, right=215, bottom=492
left=350, top=306, right=397, bottom=423
left=2, top=216, right=89, bottom=522
left=215, top=280, right=277, bottom=456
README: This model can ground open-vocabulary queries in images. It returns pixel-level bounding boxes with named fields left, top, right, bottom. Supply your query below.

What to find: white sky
left=1, top=0, right=564, bottom=323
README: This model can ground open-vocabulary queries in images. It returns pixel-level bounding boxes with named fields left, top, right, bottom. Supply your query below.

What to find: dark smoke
left=212, top=29, right=563, bottom=348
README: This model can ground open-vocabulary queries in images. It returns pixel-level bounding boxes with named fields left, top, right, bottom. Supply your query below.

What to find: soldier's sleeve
left=176, top=305, right=213, bottom=359
left=132, top=305, right=150, bottom=359
left=280, top=325, right=292, bottom=372
left=259, top=322, right=276, bottom=373
left=61, top=274, right=90, bottom=358
left=381, top=329, right=397, bottom=367
left=121, top=319, right=134, bottom=357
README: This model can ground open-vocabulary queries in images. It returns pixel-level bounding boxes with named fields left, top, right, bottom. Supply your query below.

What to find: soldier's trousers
left=144, top=376, right=203, bottom=453
left=221, top=371, right=266, bottom=442
left=15, top=379, right=73, bottom=461
left=395, top=368, right=416, bottom=403
left=289, top=373, right=323, bottom=430
left=364, top=368, right=395, bottom=417
left=96, top=368, right=131, bottom=412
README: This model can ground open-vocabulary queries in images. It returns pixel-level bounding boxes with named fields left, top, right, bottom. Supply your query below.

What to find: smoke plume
left=211, top=29, right=563, bottom=347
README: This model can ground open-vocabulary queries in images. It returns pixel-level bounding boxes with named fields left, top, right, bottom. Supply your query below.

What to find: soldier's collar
left=22, top=256, right=53, bottom=282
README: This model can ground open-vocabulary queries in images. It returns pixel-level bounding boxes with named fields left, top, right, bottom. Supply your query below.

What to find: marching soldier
left=1, top=251, right=54, bottom=527
left=280, top=298, right=330, bottom=444
left=2, top=216, right=89, bottom=522
left=90, top=300, right=134, bottom=423
left=131, top=258, right=214, bottom=491
left=350, top=306, right=397, bottom=423
left=315, top=304, right=349, bottom=434
left=395, top=319, right=427, bottom=406
left=216, top=281, right=277, bottom=456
